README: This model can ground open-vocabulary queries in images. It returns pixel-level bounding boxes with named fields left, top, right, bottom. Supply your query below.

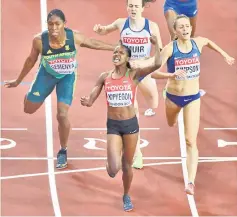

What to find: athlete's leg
left=24, top=66, right=56, bottom=114
left=55, top=72, right=76, bottom=169
left=190, top=15, right=197, bottom=37
left=138, top=74, right=158, bottom=116
left=165, top=97, right=182, bottom=127
left=164, top=9, right=178, bottom=41
left=183, top=98, right=200, bottom=195
left=122, top=132, right=138, bottom=211
left=132, top=97, right=143, bottom=169
left=106, top=134, right=123, bottom=178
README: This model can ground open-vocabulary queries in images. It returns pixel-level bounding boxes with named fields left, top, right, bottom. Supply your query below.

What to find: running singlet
left=120, top=18, right=151, bottom=60
left=40, top=28, right=77, bottom=79
left=104, top=70, right=137, bottom=107
left=167, top=39, right=201, bottom=80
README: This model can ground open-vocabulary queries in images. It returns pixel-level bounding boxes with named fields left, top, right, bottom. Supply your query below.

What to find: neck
left=49, top=30, right=66, bottom=44
left=177, top=38, right=190, bottom=45
left=129, top=17, right=144, bottom=27
left=115, top=65, right=128, bottom=75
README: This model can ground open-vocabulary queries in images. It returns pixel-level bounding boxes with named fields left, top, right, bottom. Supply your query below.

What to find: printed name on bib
left=107, top=91, right=133, bottom=107
left=175, top=56, right=200, bottom=80
left=122, top=36, right=150, bottom=59
left=48, top=58, right=76, bottom=74
left=105, top=83, right=133, bottom=107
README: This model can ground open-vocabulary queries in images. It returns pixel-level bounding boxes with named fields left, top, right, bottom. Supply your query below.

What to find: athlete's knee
left=122, top=157, right=132, bottom=173
left=185, top=137, right=197, bottom=148
left=106, top=162, right=120, bottom=178
left=24, top=98, right=41, bottom=114
left=57, top=109, right=69, bottom=124
left=167, top=119, right=177, bottom=127
left=24, top=107, right=37, bottom=114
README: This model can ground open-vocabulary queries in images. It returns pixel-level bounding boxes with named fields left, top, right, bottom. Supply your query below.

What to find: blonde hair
left=173, top=14, right=190, bottom=30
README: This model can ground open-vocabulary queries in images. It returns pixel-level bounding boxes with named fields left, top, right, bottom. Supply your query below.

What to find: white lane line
left=218, top=139, right=237, bottom=147
left=1, top=158, right=236, bottom=180
left=40, top=0, right=61, bottom=216
left=72, top=128, right=160, bottom=130
left=1, top=156, right=237, bottom=160
left=204, top=128, right=237, bottom=130
left=1, top=128, right=28, bottom=131
left=178, top=110, right=199, bottom=217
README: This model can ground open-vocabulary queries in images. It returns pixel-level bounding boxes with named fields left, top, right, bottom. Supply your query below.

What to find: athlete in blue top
left=135, top=15, right=235, bottom=195
left=163, top=0, right=198, bottom=40
left=4, top=9, right=116, bottom=169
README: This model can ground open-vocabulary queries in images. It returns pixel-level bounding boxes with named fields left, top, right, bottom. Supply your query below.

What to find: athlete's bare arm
left=80, top=72, right=109, bottom=107
left=194, top=37, right=235, bottom=65
left=131, top=35, right=161, bottom=80
left=150, top=42, right=186, bottom=79
left=150, top=21, right=163, bottom=50
left=4, top=34, right=42, bottom=88
left=73, top=31, right=115, bottom=51
left=93, top=18, right=126, bottom=35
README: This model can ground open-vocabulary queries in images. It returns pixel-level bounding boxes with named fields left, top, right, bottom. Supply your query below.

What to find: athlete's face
left=113, top=46, right=130, bottom=67
left=174, top=18, right=192, bottom=40
left=127, top=0, right=144, bottom=19
left=47, top=15, right=65, bottom=38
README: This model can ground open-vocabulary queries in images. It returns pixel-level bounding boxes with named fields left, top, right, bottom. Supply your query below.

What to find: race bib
left=174, top=56, right=200, bottom=80
left=107, top=91, right=133, bottom=107
left=122, top=36, right=150, bottom=59
left=48, top=58, right=76, bottom=74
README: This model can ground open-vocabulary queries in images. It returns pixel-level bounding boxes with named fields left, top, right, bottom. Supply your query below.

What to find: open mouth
left=113, top=56, right=121, bottom=63
left=183, top=32, right=189, bottom=36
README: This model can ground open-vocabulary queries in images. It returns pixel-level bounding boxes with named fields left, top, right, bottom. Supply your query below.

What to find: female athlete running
left=4, top=9, right=116, bottom=170
left=151, top=15, right=235, bottom=195
left=80, top=35, right=161, bottom=211
left=93, top=0, right=163, bottom=169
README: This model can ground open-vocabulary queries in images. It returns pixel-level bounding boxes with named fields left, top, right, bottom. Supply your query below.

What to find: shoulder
left=32, top=33, right=42, bottom=48
left=33, top=33, right=42, bottom=41
left=163, top=41, right=173, bottom=52
left=149, top=20, right=159, bottom=28
left=100, top=71, right=111, bottom=81
left=115, top=18, right=127, bottom=29
left=193, top=36, right=208, bottom=44
left=192, top=36, right=208, bottom=51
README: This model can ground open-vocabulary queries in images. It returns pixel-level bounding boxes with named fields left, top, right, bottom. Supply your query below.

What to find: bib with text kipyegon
left=105, top=83, right=134, bottom=107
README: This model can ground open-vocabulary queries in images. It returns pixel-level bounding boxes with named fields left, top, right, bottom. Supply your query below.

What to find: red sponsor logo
left=48, top=58, right=75, bottom=64
left=175, top=57, right=199, bottom=66
left=105, top=84, right=132, bottom=91
left=122, top=37, right=149, bottom=44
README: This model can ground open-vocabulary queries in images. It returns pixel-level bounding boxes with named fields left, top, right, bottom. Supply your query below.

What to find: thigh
left=56, top=72, right=76, bottom=106
left=189, top=15, right=197, bottom=37
left=122, top=133, right=138, bottom=165
left=164, top=0, right=178, bottom=40
left=183, top=98, right=200, bottom=142
left=107, top=134, right=123, bottom=167
left=165, top=97, right=182, bottom=126
left=26, top=65, right=57, bottom=103
left=138, top=75, right=158, bottom=98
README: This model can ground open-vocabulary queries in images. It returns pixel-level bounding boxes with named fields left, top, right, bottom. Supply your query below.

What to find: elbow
left=27, top=56, right=37, bottom=66
left=154, top=61, right=162, bottom=70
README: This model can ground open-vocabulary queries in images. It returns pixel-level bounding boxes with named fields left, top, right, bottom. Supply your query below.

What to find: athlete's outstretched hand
left=4, top=79, right=20, bottom=88
left=224, top=55, right=235, bottom=65
left=150, top=34, right=158, bottom=45
left=173, top=70, right=187, bottom=80
left=93, top=24, right=105, bottom=35
left=80, top=96, right=92, bottom=107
